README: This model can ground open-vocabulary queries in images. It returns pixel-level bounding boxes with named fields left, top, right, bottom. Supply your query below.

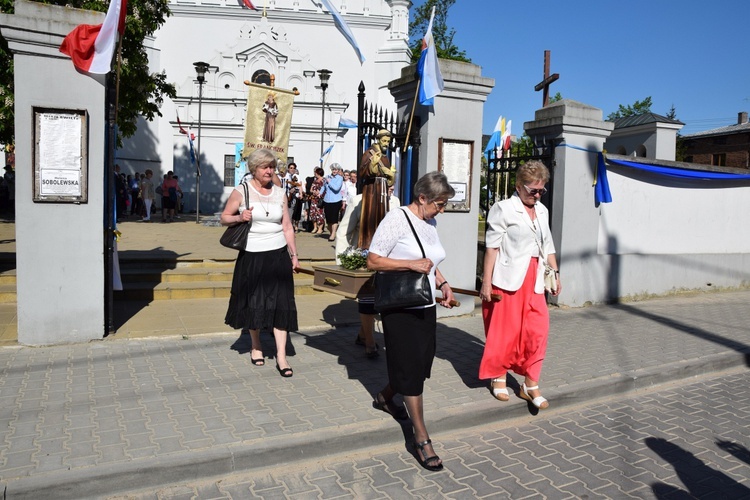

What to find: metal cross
left=534, top=50, right=560, bottom=107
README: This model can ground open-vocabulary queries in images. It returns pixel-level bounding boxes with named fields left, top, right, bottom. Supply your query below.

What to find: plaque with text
left=33, top=108, right=88, bottom=203
left=438, top=138, right=473, bottom=212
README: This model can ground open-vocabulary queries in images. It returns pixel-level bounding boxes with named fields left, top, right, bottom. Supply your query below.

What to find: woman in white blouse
left=366, top=171, right=456, bottom=472
left=221, top=149, right=299, bottom=378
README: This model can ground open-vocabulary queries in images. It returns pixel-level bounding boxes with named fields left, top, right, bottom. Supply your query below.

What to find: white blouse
left=368, top=207, right=446, bottom=308
left=236, top=182, right=287, bottom=252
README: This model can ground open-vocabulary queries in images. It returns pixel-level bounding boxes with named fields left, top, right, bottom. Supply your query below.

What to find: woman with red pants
left=479, top=161, right=561, bottom=409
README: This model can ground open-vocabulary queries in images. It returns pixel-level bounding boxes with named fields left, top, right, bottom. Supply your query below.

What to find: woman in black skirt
left=366, top=172, right=456, bottom=471
left=221, top=149, right=299, bottom=377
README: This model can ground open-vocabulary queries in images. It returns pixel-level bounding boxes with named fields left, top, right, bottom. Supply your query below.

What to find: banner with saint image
left=242, top=82, right=296, bottom=163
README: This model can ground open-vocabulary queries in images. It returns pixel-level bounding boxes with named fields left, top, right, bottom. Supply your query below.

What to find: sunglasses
left=432, top=201, right=448, bottom=210
left=523, top=185, right=547, bottom=196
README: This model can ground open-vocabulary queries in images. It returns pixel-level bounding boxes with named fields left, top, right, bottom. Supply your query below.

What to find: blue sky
left=412, top=1, right=750, bottom=136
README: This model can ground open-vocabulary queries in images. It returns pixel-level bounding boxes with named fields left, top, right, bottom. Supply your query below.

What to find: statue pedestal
left=312, top=265, right=374, bottom=299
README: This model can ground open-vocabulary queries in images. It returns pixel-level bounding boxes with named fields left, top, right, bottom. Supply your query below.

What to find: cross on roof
left=534, top=50, right=559, bottom=107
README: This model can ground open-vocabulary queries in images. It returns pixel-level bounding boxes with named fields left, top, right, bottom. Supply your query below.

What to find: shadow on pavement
left=613, top=303, right=750, bottom=367
left=647, top=437, right=750, bottom=498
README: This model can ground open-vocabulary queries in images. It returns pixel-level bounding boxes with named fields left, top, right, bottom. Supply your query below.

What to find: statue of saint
left=358, top=129, right=396, bottom=249
left=262, top=93, right=278, bottom=142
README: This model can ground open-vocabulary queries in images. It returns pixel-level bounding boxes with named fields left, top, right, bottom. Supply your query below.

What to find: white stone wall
left=526, top=100, right=750, bottom=307
left=0, top=1, right=107, bottom=344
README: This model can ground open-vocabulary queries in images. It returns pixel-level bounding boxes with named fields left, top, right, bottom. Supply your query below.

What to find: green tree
left=409, top=0, right=470, bottom=63
left=666, top=104, right=677, bottom=120
left=0, top=0, right=176, bottom=146
left=606, top=96, right=653, bottom=121
left=549, top=92, right=563, bottom=104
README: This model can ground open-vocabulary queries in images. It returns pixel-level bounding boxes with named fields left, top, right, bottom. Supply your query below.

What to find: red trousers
left=479, top=258, right=549, bottom=382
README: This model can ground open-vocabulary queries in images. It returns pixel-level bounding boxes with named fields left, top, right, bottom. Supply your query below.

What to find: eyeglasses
left=523, top=185, right=547, bottom=196
left=432, top=201, right=448, bottom=210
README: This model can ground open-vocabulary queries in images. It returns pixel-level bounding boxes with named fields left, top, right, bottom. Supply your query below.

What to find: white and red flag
left=59, top=0, right=127, bottom=74
left=176, top=115, right=197, bottom=165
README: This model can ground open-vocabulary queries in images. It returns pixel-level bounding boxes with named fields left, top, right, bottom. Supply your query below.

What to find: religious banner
left=242, top=82, right=296, bottom=163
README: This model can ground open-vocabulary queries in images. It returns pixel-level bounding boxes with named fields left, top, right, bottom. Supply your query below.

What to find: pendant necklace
left=259, top=197, right=270, bottom=217
left=255, top=180, right=271, bottom=216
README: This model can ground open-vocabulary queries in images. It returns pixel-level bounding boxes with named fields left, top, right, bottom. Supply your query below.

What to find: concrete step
left=0, top=283, right=15, bottom=303
left=119, top=266, right=234, bottom=284
left=113, top=277, right=317, bottom=301
left=0, top=269, right=15, bottom=285
left=0, top=259, right=332, bottom=303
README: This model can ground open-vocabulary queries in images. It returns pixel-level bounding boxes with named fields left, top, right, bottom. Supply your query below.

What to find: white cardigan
left=485, top=193, right=556, bottom=294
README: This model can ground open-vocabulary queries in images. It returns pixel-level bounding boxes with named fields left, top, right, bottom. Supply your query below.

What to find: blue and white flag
left=319, top=0, right=366, bottom=64
left=416, top=6, right=444, bottom=106
left=320, top=141, right=335, bottom=162
left=484, top=116, right=503, bottom=156
left=338, top=117, right=358, bottom=129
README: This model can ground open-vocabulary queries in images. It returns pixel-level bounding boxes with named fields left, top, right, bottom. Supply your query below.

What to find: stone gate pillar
left=389, top=60, right=494, bottom=316
left=524, top=100, right=614, bottom=306
left=0, top=1, right=107, bottom=344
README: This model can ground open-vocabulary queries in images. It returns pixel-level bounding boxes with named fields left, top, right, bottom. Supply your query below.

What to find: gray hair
left=516, top=160, right=550, bottom=187
left=414, top=171, right=455, bottom=202
left=246, top=149, right=278, bottom=176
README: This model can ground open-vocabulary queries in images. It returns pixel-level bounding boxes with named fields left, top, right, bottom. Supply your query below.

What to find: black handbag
left=220, top=183, right=251, bottom=250
left=373, top=209, right=433, bottom=313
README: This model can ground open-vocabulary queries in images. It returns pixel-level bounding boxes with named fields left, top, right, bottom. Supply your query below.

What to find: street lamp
left=193, top=61, right=209, bottom=223
left=317, top=69, right=332, bottom=163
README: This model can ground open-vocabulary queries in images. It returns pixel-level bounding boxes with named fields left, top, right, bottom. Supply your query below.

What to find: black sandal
left=415, top=439, right=443, bottom=472
left=373, top=393, right=408, bottom=420
left=251, top=346, right=264, bottom=366
left=275, top=363, right=293, bottom=378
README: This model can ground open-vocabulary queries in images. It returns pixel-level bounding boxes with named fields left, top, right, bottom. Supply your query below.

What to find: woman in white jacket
left=479, top=161, right=561, bottom=409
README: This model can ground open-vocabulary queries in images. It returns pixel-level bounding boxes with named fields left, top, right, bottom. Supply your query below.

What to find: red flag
left=59, top=0, right=127, bottom=74
left=242, top=0, right=257, bottom=10
left=176, top=115, right=187, bottom=135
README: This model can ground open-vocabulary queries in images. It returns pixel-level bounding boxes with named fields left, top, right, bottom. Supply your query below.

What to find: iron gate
left=483, top=140, right=556, bottom=224
left=356, top=81, right=420, bottom=200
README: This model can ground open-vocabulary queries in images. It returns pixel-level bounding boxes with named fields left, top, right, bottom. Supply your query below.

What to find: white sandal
left=520, top=383, right=549, bottom=409
left=491, top=378, right=509, bottom=402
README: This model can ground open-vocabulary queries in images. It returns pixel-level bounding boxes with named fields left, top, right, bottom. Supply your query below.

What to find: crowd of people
left=113, top=164, right=183, bottom=223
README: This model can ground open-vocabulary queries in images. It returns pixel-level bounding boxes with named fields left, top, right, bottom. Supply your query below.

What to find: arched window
left=636, top=145, right=647, bottom=157
left=251, top=70, right=271, bottom=86
left=617, top=146, right=626, bottom=155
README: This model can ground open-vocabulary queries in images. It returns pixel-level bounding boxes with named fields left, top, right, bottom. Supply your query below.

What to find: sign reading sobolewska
left=32, top=108, right=89, bottom=203
left=242, top=82, right=296, bottom=164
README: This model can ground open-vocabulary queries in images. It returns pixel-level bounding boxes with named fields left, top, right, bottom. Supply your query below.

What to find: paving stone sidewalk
left=1, top=289, right=749, bottom=498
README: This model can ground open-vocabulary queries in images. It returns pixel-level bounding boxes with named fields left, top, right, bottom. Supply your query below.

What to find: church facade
left=118, top=0, right=412, bottom=214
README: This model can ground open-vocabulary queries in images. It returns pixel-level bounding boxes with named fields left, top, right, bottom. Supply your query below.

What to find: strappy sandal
left=519, top=383, right=549, bottom=409
left=373, top=393, right=408, bottom=420
left=414, top=439, right=443, bottom=472
left=491, top=377, right=509, bottom=402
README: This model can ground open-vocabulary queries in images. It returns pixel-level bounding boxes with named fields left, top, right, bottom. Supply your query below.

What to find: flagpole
left=403, top=76, right=421, bottom=153
left=114, top=37, right=123, bottom=122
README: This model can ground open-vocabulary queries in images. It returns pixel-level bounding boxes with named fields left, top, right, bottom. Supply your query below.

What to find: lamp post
left=193, top=61, right=209, bottom=223
left=317, top=69, right=332, bottom=164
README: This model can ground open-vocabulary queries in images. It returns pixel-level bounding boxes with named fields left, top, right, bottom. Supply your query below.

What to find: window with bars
left=224, top=155, right=236, bottom=186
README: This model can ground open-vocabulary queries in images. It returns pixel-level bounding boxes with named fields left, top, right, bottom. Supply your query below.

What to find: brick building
left=681, top=112, right=750, bottom=169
